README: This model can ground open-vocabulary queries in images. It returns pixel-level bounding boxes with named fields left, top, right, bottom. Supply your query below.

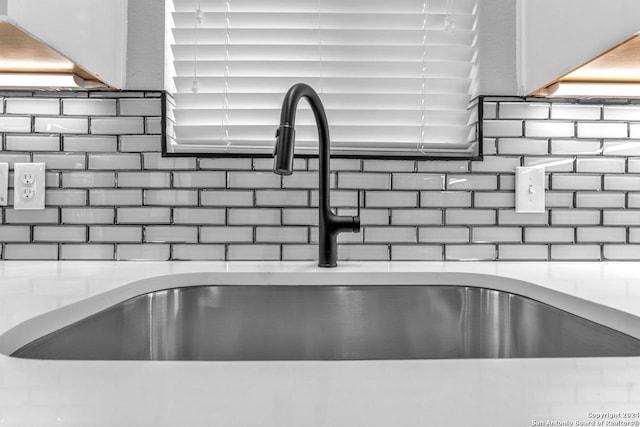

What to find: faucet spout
left=273, top=83, right=360, bottom=268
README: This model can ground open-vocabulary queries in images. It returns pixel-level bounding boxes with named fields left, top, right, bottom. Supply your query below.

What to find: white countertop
left=1, top=261, right=640, bottom=427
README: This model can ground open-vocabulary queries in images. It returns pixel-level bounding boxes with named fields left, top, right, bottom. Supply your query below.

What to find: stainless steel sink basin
left=11, top=285, right=640, bottom=360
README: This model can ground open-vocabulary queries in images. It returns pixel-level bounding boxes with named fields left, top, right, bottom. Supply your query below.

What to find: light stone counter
left=0, top=261, right=639, bottom=427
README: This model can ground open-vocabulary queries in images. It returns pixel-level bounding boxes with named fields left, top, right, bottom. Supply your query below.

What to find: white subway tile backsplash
left=483, top=102, right=497, bottom=119
left=63, top=98, right=117, bottom=116
left=117, top=207, right=171, bottom=224
left=604, top=175, right=640, bottom=191
left=603, top=245, right=640, bottom=260
left=35, top=117, right=88, bottom=134
left=472, top=227, right=521, bottom=243
left=417, top=160, right=469, bottom=173
left=90, top=189, right=142, bottom=206
left=445, top=244, right=495, bottom=261
left=390, top=245, right=442, bottom=261
left=552, top=174, right=602, bottom=191
left=473, top=192, right=515, bottom=208
left=499, top=102, right=549, bottom=119
left=365, top=227, right=416, bottom=243
left=576, top=157, right=625, bottom=173
left=116, top=244, right=170, bottom=260
left=200, top=226, right=253, bottom=243
left=0, top=225, right=30, bottom=242
left=5, top=208, right=59, bottom=224
left=119, top=135, right=162, bottom=152
left=524, top=157, right=574, bottom=172
left=228, top=208, right=280, bottom=225
left=255, top=190, right=307, bottom=207
left=603, top=105, right=640, bottom=121
left=603, top=210, right=640, bottom=226
left=173, top=208, right=226, bottom=225
left=524, top=227, right=574, bottom=243
left=552, top=209, right=600, bottom=225
left=60, top=244, right=114, bottom=260
left=551, top=104, right=601, bottom=120
left=201, top=190, right=253, bottom=207
left=338, top=244, right=389, bottom=261
left=338, top=172, right=390, bottom=190
left=5, top=135, right=60, bottom=152
left=7, top=94, right=640, bottom=261
left=551, top=139, right=601, bottom=155
left=363, top=160, right=414, bottom=172
left=33, top=225, right=86, bottom=242
left=603, top=140, right=640, bottom=156
left=525, top=121, right=574, bottom=138
left=445, top=209, right=496, bottom=225
left=576, top=227, right=626, bottom=243
left=0, top=116, right=31, bottom=133
left=498, top=210, right=548, bottom=225
left=392, top=173, right=444, bottom=190
left=173, top=171, right=226, bottom=188
left=365, top=191, right=416, bottom=208
left=228, top=244, right=281, bottom=261
left=145, top=117, right=162, bottom=134
left=143, top=153, right=196, bottom=170
left=497, top=138, right=548, bottom=155
left=577, top=122, right=627, bottom=139
left=420, top=191, right=471, bottom=208
left=119, top=99, right=162, bottom=116
left=145, top=189, right=198, bottom=206
left=419, top=227, right=469, bottom=243
left=498, top=244, right=548, bottom=260
left=63, top=136, right=117, bottom=152
left=145, top=226, right=198, bottom=243
left=256, top=227, right=308, bottom=243
left=63, top=172, right=115, bottom=188
left=4, top=244, right=58, bottom=260
left=550, top=244, right=601, bottom=260
left=483, top=120, right=523, bottom=137
left=576, top=192, right=625, bottom=208
left=172, top=244, right=225, bottom=260
left=200, top=158, right=252, bottom=170
left=89, top=153, right=141, bottom=170
left=6, top=98, right=59, bottom=115
left=117, top=171, right=171, bottom=188
left=90, top=226, right=142, bottom=242
left=61, top=207, right=115, bottom=224
left=470, top=156, right=520, bottom=172
left=91, top=117, right=144, bottom=135
left=228, top=171, right=281, bottom=189
left=446, top=175, right=498, bottom=190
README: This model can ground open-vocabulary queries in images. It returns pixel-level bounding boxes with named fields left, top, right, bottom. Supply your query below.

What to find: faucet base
left=318, top=262, right=337, bottom=268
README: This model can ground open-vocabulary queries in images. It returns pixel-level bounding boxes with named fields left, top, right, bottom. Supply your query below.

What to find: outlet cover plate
left=13, top=163, right=46, bottom=210
left=515, top=166, right=545, bottom=213
left=0, top=163, right=8, bottom=206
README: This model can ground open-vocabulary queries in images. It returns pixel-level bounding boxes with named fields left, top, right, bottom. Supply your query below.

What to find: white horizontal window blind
left=166, top=0, right=479, bottom=157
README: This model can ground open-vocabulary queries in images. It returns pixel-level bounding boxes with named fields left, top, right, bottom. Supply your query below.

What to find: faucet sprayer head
left=273, top=124, right=295, bottom=176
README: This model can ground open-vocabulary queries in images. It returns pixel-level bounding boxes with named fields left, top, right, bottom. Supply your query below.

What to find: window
left=165, top=0, right=479, bottom=158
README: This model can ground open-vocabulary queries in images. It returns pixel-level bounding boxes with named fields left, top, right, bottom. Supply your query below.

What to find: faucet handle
left=352, top=190, right=362, bottom=233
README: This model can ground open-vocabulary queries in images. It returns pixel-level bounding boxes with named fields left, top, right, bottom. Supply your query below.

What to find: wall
left=2, top=92, right=640, bottom=261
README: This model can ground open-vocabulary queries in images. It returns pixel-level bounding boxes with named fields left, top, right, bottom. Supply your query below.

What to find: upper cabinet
left=2, top=0, right=127, bottom=89
left=517, top=0, right=640, bottom=96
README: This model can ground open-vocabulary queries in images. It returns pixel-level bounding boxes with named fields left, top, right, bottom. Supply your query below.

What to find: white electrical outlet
left=13, top=163, right=46, bottom=210
left=0, top=163, right=8, bottom=206
left=515, top=166, right=545, bottom=213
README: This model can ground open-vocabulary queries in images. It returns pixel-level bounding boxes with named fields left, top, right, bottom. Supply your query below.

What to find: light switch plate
left=515, top=166, right=545, bottom=213
left=0, top=163, right=8, bottom=206
left=13, top=163, right=46, bottom=210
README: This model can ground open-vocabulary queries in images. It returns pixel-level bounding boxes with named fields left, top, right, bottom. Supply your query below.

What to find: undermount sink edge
left=2, top=272, right=640, bottom=360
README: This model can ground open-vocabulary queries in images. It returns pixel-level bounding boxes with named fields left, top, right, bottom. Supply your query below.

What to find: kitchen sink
left=11, top=284, right=640, bottom=360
